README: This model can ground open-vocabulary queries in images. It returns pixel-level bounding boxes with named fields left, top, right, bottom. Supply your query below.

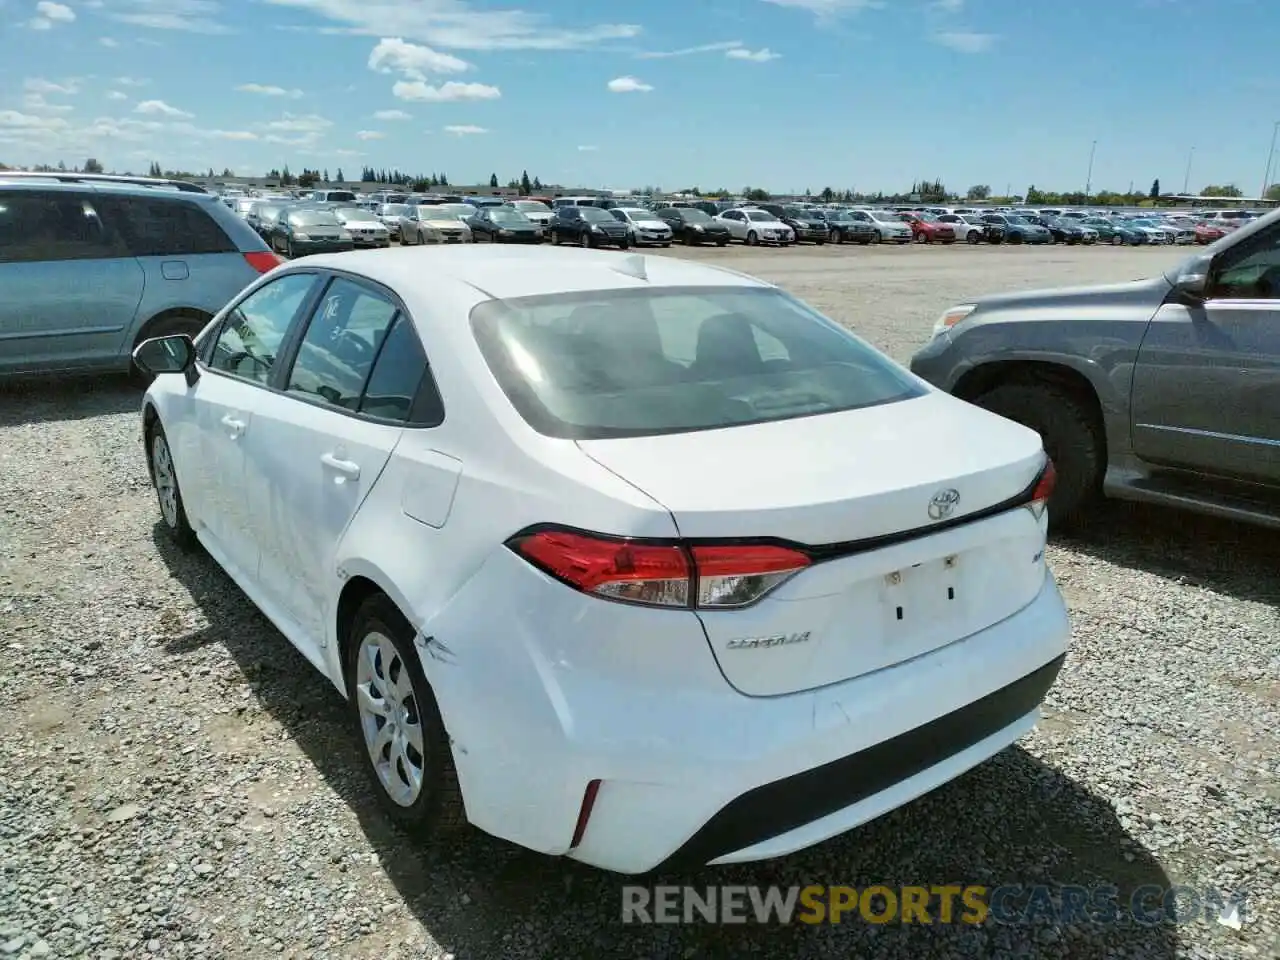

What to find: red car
left=1194, top=220, right=1233, bottom=245
left=897, top=212, right=956, bottom=243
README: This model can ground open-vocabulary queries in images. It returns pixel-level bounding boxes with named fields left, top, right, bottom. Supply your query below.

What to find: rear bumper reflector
left=657, top=653, right=1066, bottom=870
left=570, top=779, right=602, bottom=849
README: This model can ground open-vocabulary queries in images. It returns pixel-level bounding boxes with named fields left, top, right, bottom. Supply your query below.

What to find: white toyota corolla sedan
left=133, top=246, right=1070, bottom=875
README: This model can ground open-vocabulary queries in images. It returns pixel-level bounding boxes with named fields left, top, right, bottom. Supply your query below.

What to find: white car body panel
left=850, top=211, right=912, bottom=242
left=139, top=245, right=1071, bottom=874
left=715, top=209, right=795, bottom=244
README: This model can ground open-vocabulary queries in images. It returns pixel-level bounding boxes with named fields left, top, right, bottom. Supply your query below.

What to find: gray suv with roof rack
left=0, top=176, right=282, bottom=380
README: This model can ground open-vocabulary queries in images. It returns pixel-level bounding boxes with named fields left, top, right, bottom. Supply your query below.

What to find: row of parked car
left=224, top=188, right=1254, bottom=255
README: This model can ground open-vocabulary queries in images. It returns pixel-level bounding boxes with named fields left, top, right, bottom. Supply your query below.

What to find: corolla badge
left=928, top=488, right=961, bottom=521
left=726, top=631, right=811, bottom=651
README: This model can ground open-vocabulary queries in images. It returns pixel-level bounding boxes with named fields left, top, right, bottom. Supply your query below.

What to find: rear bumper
left=421, top=560, right=1070, bottom=874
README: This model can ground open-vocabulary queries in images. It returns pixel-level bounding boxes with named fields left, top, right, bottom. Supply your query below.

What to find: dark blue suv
left=0, top=174, right=282, bottom=379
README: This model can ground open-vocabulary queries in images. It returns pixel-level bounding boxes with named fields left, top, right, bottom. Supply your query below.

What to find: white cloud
left=726, top=47, right=780, bottom=61
left=356, top=130, right=385, bottom=140
left=28, top=0, right=75, bottom=28
left=24, top=78, right=79, bottom=95
left=135, top=99, right=194, bottom=118
left=760, top=0, right=881, bottom=17
left=261, top=113, right=332, bottom=133
left=577, top=145, right=597, bottom=152
left=260, top=0, right=640, bottom=51
left=637, top=40, right=742, bottom=59
left=443, top=124, right=486, bottom=135
left=21, top=93, right=74, bottom=114
left=607, top=76, right=653, bottom=93
left=932, top=30, right=996, bottom=52
left=368, top=38, right=471, bottom=79
left=106, top=91, right=128, bottom=101
left=236, top=83, right=304, bottom=98
left=99, top=36, right=120, bottom=46
left=108, top=0, right=232, bottom=34
left=391, top=80, right=500, bottom=102
left=372, top=108, right=411, bottom=120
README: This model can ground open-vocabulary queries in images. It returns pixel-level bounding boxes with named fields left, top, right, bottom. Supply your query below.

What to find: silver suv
left=910, top=208, right=1280, bottom=530
left=0, top=176, right=281, bottom=379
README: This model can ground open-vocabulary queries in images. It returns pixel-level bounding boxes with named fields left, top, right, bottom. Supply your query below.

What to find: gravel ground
left=1, top=245, right=1277, bottom=960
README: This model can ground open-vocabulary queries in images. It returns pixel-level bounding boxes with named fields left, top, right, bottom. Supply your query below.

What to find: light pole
left=1261, top=121, right=1279, bottom=200
left=1183, top=146, right=1195, bottom=195
left=1085, top=139, right=1097, bottom=201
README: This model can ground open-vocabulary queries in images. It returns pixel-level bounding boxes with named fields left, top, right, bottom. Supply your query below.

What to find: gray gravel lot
left=1, top=245, right=1277, bottom=960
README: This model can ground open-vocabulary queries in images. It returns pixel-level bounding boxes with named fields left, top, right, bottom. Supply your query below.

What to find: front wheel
left=973, top=382, right=1102, bottom=529
left=1111, top=234, right=1122, bottom=246
left=147, top=421, right=196, bottom=549
left=579, top=232, right=592, bottom=248
left=716, top=239, right=729, bottom=247
left=868, top=231, right=881, bottom=245
left=746, top=230, right=758, bottom=246
left=967, top=231, right=980, bottom=244
left=551, top=230, right=560, bottom=246
left=345, top=594, right=465, bottom=839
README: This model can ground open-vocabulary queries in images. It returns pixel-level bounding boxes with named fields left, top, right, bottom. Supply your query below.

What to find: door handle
left=320, top=452, right=361, bottom=480
left=221, top=414, right=246, bottom=437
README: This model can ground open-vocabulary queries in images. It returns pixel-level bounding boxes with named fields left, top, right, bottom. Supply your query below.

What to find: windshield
left=680, top=209, right=712, bottom=223
left=490, top=209, right=531, bottom=224
left=869, top=212, right=896, bottom=222
left=289, top=210, right=340, bottom=226
left=433, top=204, right=475, bottom=218
left=336, top=208, right=378, bottom=222
left=381, top=204, right=410, bottom=216
left=323, top=192, right=356, bottom=202
left=745, top=211, right=778, bottom=222
left=580, top=207, right=615, bottom=222
left=514, top=201, right=550, bottom=213
left=469, top=287, right=923, bottom=440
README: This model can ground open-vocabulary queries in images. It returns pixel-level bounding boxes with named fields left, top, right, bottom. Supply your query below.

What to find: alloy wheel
left=151, top=433, right=179, bottom=529
left=355, top=630, right=426, bottom=808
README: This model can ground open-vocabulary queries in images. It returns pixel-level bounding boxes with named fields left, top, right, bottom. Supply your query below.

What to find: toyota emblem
left=928, top=488, right=961, bottom=520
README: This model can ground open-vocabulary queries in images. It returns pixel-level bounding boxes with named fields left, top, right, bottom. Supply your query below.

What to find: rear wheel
left=831, top=229, right=843, bottom=244
left=972, top=382, right=1102, bottom=529
left=868, top=231, right=880, bottom=244
left=345, top=594, right=465, bottom=839
left=551, top=230, right=560, bottom=246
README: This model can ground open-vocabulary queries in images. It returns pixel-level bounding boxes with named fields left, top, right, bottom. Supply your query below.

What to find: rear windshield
left=470, top=287, right=924, bottom=440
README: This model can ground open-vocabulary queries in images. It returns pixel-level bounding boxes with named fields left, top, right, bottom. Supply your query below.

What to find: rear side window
left=105, top=197, right=237, bottom=257
left=470, top=286, right=925, bottom=440
left=360, top=315, right=435, bottom=423
left=286, top=277, right=400, bottom=410
left=0, top=190, right=128, bottom=263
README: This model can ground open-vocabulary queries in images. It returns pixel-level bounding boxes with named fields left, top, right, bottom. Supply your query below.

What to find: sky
left=1, top=0, right=1278, bottom=195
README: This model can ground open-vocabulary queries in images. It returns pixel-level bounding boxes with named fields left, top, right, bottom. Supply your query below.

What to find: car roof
left=0, top=177, right=221, bottom=205
left=293, top=246, right=772, bottom=303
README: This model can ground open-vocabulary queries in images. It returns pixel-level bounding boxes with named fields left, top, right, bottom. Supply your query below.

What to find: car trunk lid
left=577, top=392, right=1051, bottom=696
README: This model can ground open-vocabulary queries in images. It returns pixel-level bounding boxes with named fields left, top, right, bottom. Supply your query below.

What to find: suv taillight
left=244, top=251, right=284, bottom=274
left=507, top=528, right=811, bottom=610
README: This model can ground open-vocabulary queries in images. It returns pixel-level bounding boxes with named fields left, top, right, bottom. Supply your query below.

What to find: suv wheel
left=973, top=382, right=1102, bottom=529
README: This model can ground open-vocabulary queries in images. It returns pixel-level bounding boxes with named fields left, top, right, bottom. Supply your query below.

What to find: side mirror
left=133, top=334, right=197, bottom=384
left=1174, top=255, right=1213, bottom=299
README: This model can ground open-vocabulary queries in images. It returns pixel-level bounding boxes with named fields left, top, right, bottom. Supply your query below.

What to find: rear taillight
left=1027, top=459, right=1056, bottom=519
left=244, top=251, right=284, bottom=274
left=507, top=529, right=811, bottom=610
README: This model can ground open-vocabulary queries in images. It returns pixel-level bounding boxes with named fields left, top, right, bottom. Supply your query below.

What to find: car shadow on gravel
left=153, top=527, right=1180, bottom=960
left=1056, top=500, right=1280, bottom=608
left=0, top=375, right=140, bottom=428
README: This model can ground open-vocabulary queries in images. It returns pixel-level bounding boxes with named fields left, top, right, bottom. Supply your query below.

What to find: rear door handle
left=320, top=452, right=361, bottom=480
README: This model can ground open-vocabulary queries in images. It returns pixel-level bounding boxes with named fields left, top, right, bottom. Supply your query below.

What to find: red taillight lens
left=508, top=530, right=812, bottom=609
left=510, top=530, right=691, bottom=607
left=1028, top=459, right=1056, bottom=518
left=243, top=251, right=284, bottom=274
left=691, top=543, right=811, bottom=608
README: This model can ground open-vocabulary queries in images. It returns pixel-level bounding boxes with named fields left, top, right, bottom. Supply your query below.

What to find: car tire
left=916, top=231, right=928, bottom=243
left=1111, top=234, right=1122, bottom=246
left=967, top=231, right=980, bottom=244
left=746, top=230, right=758, bottom=246
left=620, top=240, right=631, bottom=250
left=551, top=230, right=560, bottom=246
left=830, top=229, right=842, bottom=244
left=286, top=239, right=295, bottom=258
left=579, top=233, right=592, bottom=248
left=716, top=239, right=729, bottom=247
left=869, top=231, right=880, bottom=244
left=973, top=382, right=1102, bottom=529
left=146, top=419, right=196, bottom=550
left=345, top=593, right=466, bottom=840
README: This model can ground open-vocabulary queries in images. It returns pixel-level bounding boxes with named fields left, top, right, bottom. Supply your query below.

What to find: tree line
left=4, top=159, right=1278, bottom=203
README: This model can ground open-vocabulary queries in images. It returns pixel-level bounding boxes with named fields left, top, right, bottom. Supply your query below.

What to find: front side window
left=286, top=277, right=400, bottom=409
left=1210, top=223, right=1280, bottom=300
left=0, top=190, right=128, bottom=263
left=470, top=286, right=925, bottom=440
left=209, top=272, right=318, bottom=383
